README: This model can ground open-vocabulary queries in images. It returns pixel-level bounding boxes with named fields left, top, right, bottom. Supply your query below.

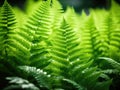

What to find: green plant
left=4, top=77, right=39, bottom=90
left=0, top=0, right=120, bottom=90
left=99, top=57, right=120, bottom=90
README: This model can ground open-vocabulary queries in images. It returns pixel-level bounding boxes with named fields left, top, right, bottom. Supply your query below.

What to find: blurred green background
left=0, top=0, right=120, bottom=12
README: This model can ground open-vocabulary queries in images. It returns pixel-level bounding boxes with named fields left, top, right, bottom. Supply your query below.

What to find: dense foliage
left=0, top=0, right=120, bottom=90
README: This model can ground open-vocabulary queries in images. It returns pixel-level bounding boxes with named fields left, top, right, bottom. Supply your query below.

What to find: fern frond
left=69, top=58, right=112, bottom=90
left=0, top=0, right=119, bottom=90
left=19, top=66, right=52, bottom=89
left=99, top=57, right=120, bottom=71
left=101, top=69, right=119, bottom=74
left=70, top=60, right=99, bottom=87
left=47, top=19, right=80, bottom=75
left=0, top=0, right=31, bottom=61
left=10, top=0, right=53, bottom=65
left=0, top=0, right=16, bottom=58
left=70, top=60, right=94, bottom=80
left=79, top=15, right=101, bottom=60
left=62, top=78, right=86, bottom=90
left=92, top=8, right=120, bottom=57
left=49, top=0, right=64, bottom=42
left=93, top=79, right=112, bottom=90
left=24, top=0, right=53, bottom=40
left=64, top=7, right=79, bottom=29
left=99, top=13, right=119, bottom=52
left=29, top=43, right=51, bottom=68
left=4, top=77, right=39, bottom=90
left=14, top=0, right=56, bottom=66
left=64, top=7, right=83, bottom=44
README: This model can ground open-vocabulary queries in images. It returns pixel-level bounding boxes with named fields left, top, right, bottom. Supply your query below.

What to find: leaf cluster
left=0, top=0, right=120, bottom=90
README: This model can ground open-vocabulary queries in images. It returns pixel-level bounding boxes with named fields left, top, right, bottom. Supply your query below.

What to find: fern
left=9, top=0, right=53, bottom=66
left=68, top=58, right=111, bottom=90
left=24, top=0, right=52, bottom=40
left=62, top=78, right=86, bottom=90
left=46, top=18, right=111, bottom=90
left=4, top=77, right=39, bottom=90
left=0, top=0, right=21, bottom=82
left=3, top=66, right=64, bottom=90
left=63, top=78, right=111, bottom=90
left=46, top=19, right=80, bottom=75
left=16, top=0, right=54, bottom=67
left=99, top=57, right=120, bottom=71
left=1, top=0, right=120, bottom=90
left=19, top=66, right=52, bottom=89
left=0, top=0, right=31, bottom=61
left=98, top=13, right=118, bottom=55
left=29, top=44, right=51, bottom=69
left=0, top=0, right=17, bottom=58
left=79, top=15, right=101, bottom=60
left=92, top=8, right=120, bottom=57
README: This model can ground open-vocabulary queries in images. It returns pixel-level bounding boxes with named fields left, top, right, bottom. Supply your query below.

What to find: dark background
left=0, top=0, right=120, bottom=12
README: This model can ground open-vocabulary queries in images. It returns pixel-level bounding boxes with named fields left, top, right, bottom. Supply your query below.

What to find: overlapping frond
left=46, top=18, right=111, bottom=89
left=0, top=0, right=120, bottom=90
left=97, top=13, right=116, bottom=56
left=16, top=0, right=55, bottom=66
left=92, top=8, right=120, bottom=58
left=12, top=0, right=53, bottom=65
left=68, top=58, right=111, bottom=90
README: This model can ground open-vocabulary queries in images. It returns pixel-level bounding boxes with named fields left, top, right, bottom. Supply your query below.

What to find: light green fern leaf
left=47, top=19, right=80, bottom=75
left=0, top=0, right=17, bottom=59
left=79, top=15, right=101, bottom=60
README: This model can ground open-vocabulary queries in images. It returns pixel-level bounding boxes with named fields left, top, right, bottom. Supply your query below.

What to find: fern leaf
left=101, top=69, right=119, bottom=74
left=0, top=0, right=16, bottom=58
left=69, top=58, right=111, bottom=90
left=79, top=15, right=101, bottom=60
left=0, top=0, right=31, bottom=61
left=99, top=13, right=119, bottom=52
left=14, top=0, right=55, bottom=66
left=19, top=66, right=52, bottom=89
left=63, top=78, right=86, bottom=90
left=24, top=0, right=53, bottom=40
left=47, top=19, right=80, bottom=75
left=8, top=0, right=54, bottom=65
left=70, top=60, right=94, bottom=80
left=93, top=79, right=112, bottom=90
left=4, top=77, right=39, bottom=90
left=99, top=57, right=120, bottom=71
left=92, top=8, right=120, bottom=57
left=29, top=43, right=51, bottom=68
